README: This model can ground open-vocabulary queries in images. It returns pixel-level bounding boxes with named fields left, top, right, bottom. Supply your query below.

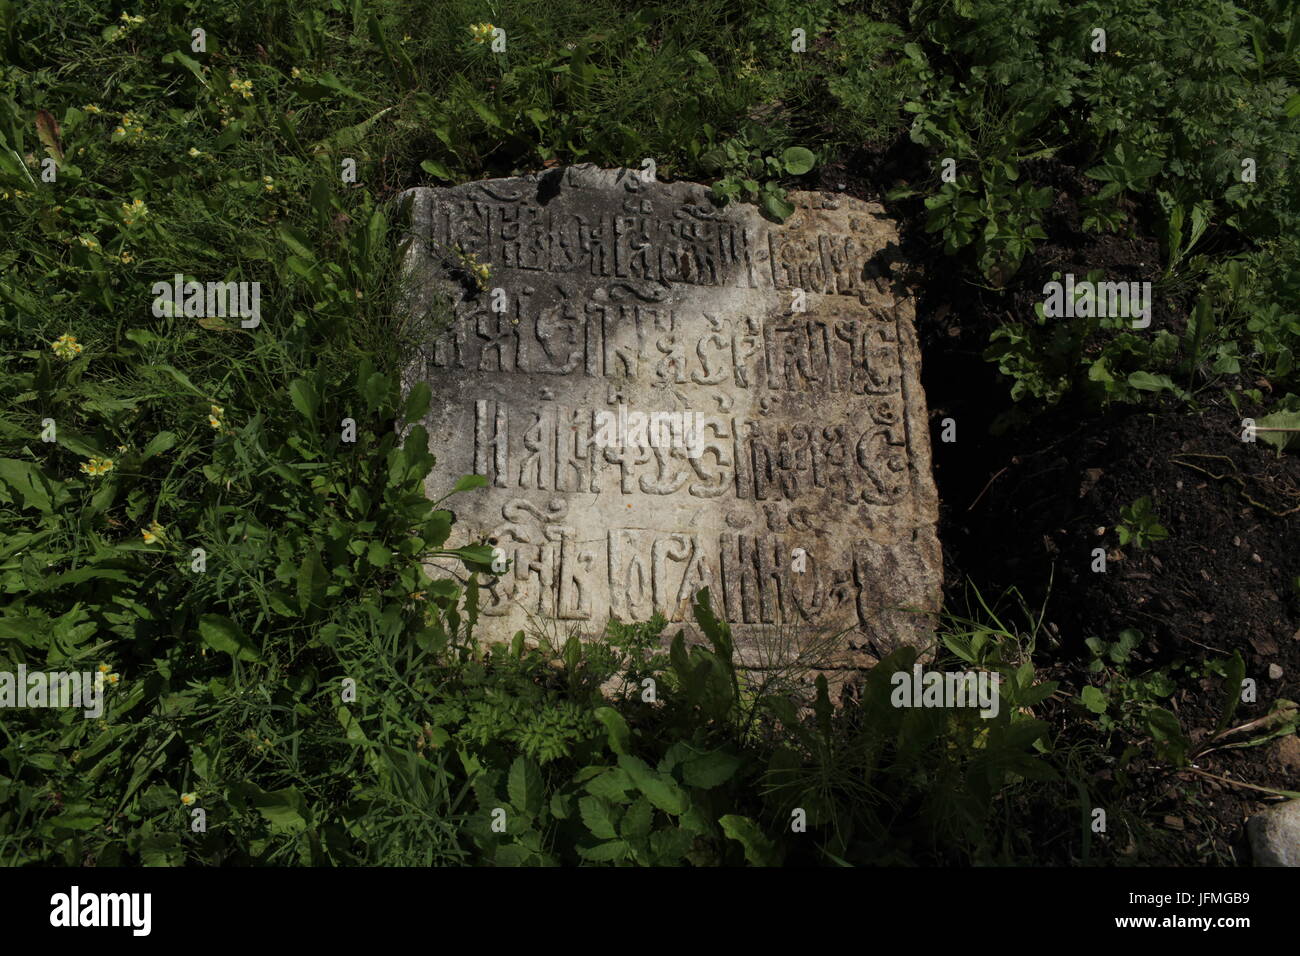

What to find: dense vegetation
left=1, top=0, right=1296, bottom=865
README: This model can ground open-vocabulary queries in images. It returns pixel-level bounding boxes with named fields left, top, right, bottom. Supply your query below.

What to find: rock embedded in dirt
left=1247, top=799, right=1300, bottom=867
left=398, top=165, right=941, bottom=667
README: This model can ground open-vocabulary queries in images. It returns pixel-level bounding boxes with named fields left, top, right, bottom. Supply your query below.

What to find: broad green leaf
left=578, top=795, right=618, bottom=840
left=593, top=707, right=631, bottom=755
left=198, top=614, right=260, bottom=662
left=288, top=378, right=319, bottom=421
left=781, top=146, right=815, bottom=175
left=681, top=749, right=743, bottom=789
left=719, top=814, right=779, bottom=866
left=578, top=839, right=629, bottom=862
left=508, top=756, right=543, bottom=818
left=619, top=754, right=688, bottom=815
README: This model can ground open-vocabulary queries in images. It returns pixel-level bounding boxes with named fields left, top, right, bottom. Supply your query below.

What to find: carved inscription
left=403, top=166, right=941, bottom=659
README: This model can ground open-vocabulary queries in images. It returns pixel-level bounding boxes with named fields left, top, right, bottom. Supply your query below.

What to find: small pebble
left=1269, top=664, right=1283, bottom=679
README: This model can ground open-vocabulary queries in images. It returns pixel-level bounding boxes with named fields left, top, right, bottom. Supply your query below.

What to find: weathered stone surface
left=1247, top=799, right=1300, bottom=866
left=398, top=165, right=940, bottom=667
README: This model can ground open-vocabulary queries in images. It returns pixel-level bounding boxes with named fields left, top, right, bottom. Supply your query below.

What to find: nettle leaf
left=198, top=614, right=260, bottom=662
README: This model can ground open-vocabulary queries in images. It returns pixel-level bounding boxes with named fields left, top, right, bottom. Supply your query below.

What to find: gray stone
left=1248, top=799, right=1300, bottom=866
left=397, top=165, right=941, bottom=668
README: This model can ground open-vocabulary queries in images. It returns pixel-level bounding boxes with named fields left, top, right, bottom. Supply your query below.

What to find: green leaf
left=288, top=378, right=319, bottom=422
left=719, top=814, right=779, bottom=866
left=248, top=786, right=310, bottom=832
left=578, top=795, right=619, bottom=840
left=0, top=459, right=56, bottom=514
left=619, top=754, right=688, bottom=815
left=1255, top=409, right=1300, bottom=453
left=140, top=431, right=177, bottom=461
left=452, top=474, right=488, bottom=493
left=420, top=159, right=453, bottom=181
left=781, top=146, right=815, bottom=176
left=297, top=550, right=329, bottom=612
left=508, top=756, right=543, bottom=818
left=584, top=767, right=634, bottom=801
left=1080, top=685, right=1107, bottom=714
left=198, top=614, right=260, bottom=662
left=1213, top=651, right=1246, bottom=736
left=681, top=749, right=743, bottom=789
left=593, top=706, right=631, bottom=755
left=761, top=191, right=795, bottom=222
left=402, top=382, right=432, bottom=423
left=620, top=796, right=654, bottom=845
left=578, top=839, right=629, bottom=862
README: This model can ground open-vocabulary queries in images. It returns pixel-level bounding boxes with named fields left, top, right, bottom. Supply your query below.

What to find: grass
left=0, top=0, right=1296, bottom=865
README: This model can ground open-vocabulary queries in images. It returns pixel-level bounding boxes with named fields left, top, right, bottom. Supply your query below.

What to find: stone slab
left=397, top=165, right=941, bottom=668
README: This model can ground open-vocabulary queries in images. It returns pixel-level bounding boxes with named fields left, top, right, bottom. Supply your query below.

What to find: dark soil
left=822, top=138, right=1300, bottom=863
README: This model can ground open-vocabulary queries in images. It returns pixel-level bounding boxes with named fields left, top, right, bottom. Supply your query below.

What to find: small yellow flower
left=230, top=78, right=254, bottom=99
left=52, top=334, right=83, bottom=359
left=180, top=792, right=197, bottom=806
left=119, top=251, right=133, bottom=264
left=209, top=404, right=225, bottom=431
left=83, top=104, right=102, bottom=114
left=291, top=67, right=301, bottom=79
left=470, top=22, right=494, bottom=44
left=141, top=527, right=157, bottom=544
left=409, top=591, right=426, bottom=601
left=106, top=673, right=120, bottom=684
left=77, top=235, right=100, bottom=251
left=119, top=12, right=144, bottom=25
left=98, top=663, right=111, bottom=674
left=262, top=175, right=275, bottom=192
left=188, top=147, right=201, bottom=158
left=120, top=197, right=148, bottom=226
left=79, top=456, right=114, bottom=477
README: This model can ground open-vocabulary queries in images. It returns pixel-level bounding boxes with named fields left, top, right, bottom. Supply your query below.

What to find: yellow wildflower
left=83, top=104, right=102, bottom=114
left=79, top=457, right=114, bottom=477
left=470, top=22, right=494, bottom=44
left=180, top=792, right=197, bottom=806
left=52, top=334, right=82, bottom=359
left=120, top=197, right=148, bottom=226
